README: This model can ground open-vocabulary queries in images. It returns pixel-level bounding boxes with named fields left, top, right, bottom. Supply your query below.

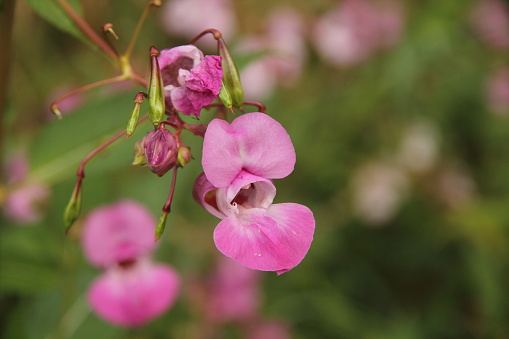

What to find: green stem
left=56, top=0, right=118, bottom=61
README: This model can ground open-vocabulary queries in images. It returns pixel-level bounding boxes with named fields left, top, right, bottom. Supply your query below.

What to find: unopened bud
left=147, top=46, right=166, bottom=126
left=63, top=183, right=82, bottom=232
left=127, top=92, right=145, bottom=137
left=155, top=212, right=168, bottom=241
left=132, top=137, right=147, bottom=166
left=218, top=38, right=244, bottom=109
left=177, top=145, right=193, bottom=167
left=144, top=126, right=178, bottom=176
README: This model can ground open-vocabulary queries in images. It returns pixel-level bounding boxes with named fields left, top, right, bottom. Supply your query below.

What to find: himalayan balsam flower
left=158, top=45, right=223, bottom=117
left=471, top=0, right=509, bottom=50
left=82, top=200, right=180, bottom=327
left=194, top=113, right=315, bottom=274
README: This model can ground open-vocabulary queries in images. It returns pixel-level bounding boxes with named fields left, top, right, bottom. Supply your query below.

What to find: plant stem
left=56, top=0, right=118, bottom=61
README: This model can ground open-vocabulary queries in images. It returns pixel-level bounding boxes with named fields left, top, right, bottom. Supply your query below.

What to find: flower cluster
left=56, top=4, right=315, bottom=328
left=82, top=200, right=180, bottom=327
left=194, top=113, right=315, bottom=274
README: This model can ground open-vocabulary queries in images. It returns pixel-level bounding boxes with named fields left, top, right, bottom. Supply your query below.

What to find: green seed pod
left=218, top=38, right=244, bottom=109
left=147, top=46, right=166, bottom=126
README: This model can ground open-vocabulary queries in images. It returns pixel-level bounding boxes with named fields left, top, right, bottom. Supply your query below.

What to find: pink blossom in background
left=161, top=0, right=236, bottom=49
left=3, top=184, right=50, bottom=224
left=485, top=66, right=509, bottom=116
left=2, top=151, right=50, bottom=225
left=471, top=0, right=509, bottom=50
left=313, top=0, right=404, bottom=66
left=194, top=113, right=315, bottom=274
left=238, top=8, right=306, bottom=100
left=246, top=320, right=291, bottom=339
left=82, top=200, right=180, bottom=327
left=205, top=256, right=262, bottom=323
left=158, top=45, right=223, bottom=117
left=47, top=85, right=86, bottom=118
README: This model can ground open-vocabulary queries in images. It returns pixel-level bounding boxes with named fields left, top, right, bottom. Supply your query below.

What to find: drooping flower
left=82, top=200, right=180, bottom=327
left=194, top=113, right=315, bottom=274
left=158, top=45, right=223, bottom=117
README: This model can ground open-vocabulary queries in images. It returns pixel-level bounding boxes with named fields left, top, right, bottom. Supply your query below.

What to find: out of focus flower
left=158, top=45, right=223, bottom=117
left=194, top=113, right=315, bottom=274
left=351, top=161, right=408, bottom=226
left=161, top=0, right=236, bottom=48
left=471, top=0, right=509, bottom=50
left=4, top=184, right=50, bottom=224
left=238, top=8, right=306, bottom=100
left=485, top=66, right=509, bottom=116
left=82, top=200, right=180, bottom=327
left=2, top=151, right=50, bottom=225
left=205, top=256, right=262, bottom=323
left=313, top=0, right=404, bottom=66
left=246, top=320, right=291, bottom=339
left=435, top=166, right=476, bottom=209
left=397, top=120, right=440, bottom=174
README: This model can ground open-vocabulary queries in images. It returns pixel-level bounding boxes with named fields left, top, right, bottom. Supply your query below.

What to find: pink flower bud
left=144, top=127, right=178, bottom=176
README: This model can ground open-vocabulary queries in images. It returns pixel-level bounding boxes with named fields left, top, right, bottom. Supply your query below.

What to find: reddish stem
left=162, top=167, right=178, bottom=213
left=188, top=28, right=223, bottom=45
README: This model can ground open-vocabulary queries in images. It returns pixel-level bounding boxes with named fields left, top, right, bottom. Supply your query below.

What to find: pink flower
left=3, top=151, right=50, bottom=225
left=4, top=184, right=50, bottom=224
left=194, top=113, right=315, bottom=274
left=471, top=0, right=509, bottom=50
left=158, top=45, right=223, bottom=117
left=205, top=256, right=262, bottom=323
left=313, top=0, right=404, bottom=66
left=82, top=200, right=180, bottom=327
left=238, top=8, right=306, bottom=100
left=485, top=66, right=509, bottom=115
left=161, top=0, right=236, bottom=49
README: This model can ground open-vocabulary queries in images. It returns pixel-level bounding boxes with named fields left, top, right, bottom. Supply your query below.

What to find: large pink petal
left=213, top=203, right=314, bottom=273
left=82, top=200, right=156, bottom=268
left=88, top=259, right=180, bottom=327
left=266, top=203, right=315, bottom=274
left=203, top=113, right=296, bottom=187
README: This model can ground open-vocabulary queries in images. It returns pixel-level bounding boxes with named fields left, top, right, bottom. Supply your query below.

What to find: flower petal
left=171, top=55, right=223, bottom=117
left=88, top=260, right=180, bottom=327
left=203, top=113, right=296, bottom=187
left=213, top=202, right=314, bottom=273
left=266, top=203, right=315, bottom=275
left=82, top=200, right=156, bottom=268
left=192, top=172, right=226, bottom=219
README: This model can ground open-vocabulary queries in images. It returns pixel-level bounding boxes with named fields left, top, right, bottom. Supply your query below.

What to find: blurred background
left=2, top=0, right=509, bottom=338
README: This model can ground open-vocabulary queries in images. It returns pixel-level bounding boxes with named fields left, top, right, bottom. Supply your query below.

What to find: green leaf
left=22, top=0, right=89, bottom=44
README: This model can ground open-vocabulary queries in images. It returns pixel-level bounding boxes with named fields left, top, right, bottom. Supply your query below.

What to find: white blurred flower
left=352, top=161, right=409, bottom=226
left=398, top=121, right=440, bottom=174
